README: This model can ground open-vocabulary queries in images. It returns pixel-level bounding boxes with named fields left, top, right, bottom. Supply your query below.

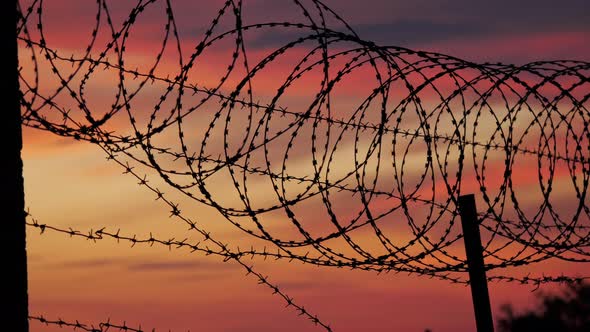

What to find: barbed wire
left=17, top=0, right=590, bottom=329
left=29, top=315, right=170, bottom=332
left=25, top=212, right=590, bottom=288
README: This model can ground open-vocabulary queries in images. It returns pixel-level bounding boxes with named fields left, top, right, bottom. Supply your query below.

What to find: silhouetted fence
left=17, top=0, right=590, bottom=330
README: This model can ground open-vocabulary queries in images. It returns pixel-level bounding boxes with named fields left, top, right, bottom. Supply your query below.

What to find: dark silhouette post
left=5, top=0, right=29, bottom=331
left=459, top=194, right=493, bottom=332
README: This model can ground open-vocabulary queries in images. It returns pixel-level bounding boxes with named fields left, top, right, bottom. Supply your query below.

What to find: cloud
left=350, top=21, right=487, bottom=46
left=276, top=280, right=325, bottom=291
left=127, top=259, right=241, bottom=272
left=23, top=0, right=589, bottom=66
left=50, top=257, right=242, bottom=274
left=55, top=258, right=119, bottom=269
left=308, top=0, right=589, bottom=50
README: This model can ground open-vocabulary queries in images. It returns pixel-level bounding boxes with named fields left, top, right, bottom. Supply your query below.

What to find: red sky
left=20, top=0, right=590, bottom=331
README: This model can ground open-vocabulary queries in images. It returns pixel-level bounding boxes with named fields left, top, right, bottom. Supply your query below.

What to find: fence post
left=5, top=0, right=29, bottom=331
left=458, top=194, right=493, bottom=332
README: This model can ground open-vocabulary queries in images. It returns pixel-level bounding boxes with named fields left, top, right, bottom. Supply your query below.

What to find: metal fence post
left=458, top=194, right=494, bottom=332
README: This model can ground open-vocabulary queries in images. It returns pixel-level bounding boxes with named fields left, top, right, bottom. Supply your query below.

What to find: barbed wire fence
left=17, top=0, right=590, bottom=331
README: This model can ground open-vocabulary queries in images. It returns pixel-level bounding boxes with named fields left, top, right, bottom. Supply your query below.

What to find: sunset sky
left=20, top=0, right=590, bottom=331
